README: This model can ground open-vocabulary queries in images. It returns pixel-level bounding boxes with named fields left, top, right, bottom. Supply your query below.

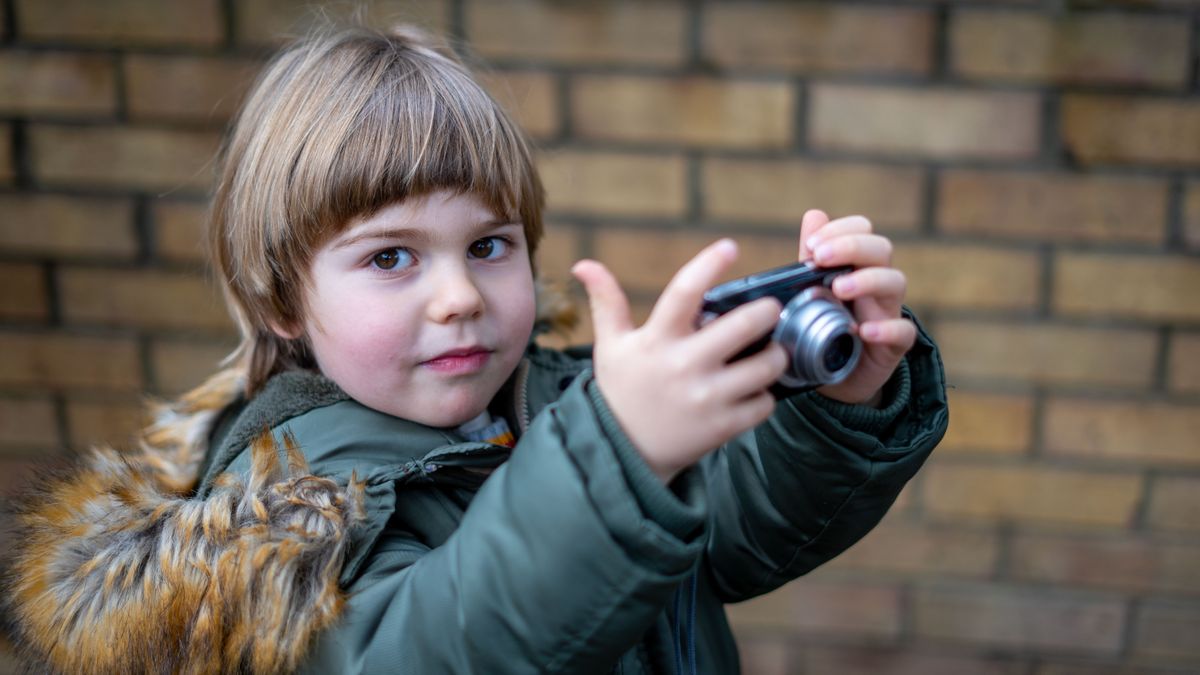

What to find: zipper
left=514, top=358, right=532, bottom=434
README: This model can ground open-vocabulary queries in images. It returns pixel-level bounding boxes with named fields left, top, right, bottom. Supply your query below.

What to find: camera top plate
left=701, top=261, right=852, bottom=315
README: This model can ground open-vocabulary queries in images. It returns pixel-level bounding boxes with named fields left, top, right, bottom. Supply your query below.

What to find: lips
left=420, top=347, right=493, bottom=375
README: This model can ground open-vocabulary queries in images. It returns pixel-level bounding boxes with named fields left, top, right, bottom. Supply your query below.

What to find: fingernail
left=861, top=323, right=880, bottom=340
left=806, top=236, right=822, bottom=253
left=814, top=243, right=833, bottom=264
left=834, top=276, right=855, bottom=295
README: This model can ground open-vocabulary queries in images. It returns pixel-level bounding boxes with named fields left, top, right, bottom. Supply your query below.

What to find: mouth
left=420, top=347, right=493, bottom=375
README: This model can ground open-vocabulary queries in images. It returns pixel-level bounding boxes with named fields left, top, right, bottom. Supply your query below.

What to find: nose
left=426, top=263, right=484, bottom=323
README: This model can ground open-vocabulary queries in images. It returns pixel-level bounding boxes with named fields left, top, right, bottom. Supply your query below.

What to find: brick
left=1147, top=477, right=1200, bottom=532
left=1012, top=533, right=1200, bottom=595
left=65, top=398, right=144, bottom=451
left=1134, top=602, right=1200, bottom=661
left=30, top=125, right=221, bottom=193
left=152, top=199, right=208, bottom=264
left=923, top=462, right=1141, bottom=527
left=1054, top=252, right=1200, bottom=322
left=0, top=396, right=59, bottom=449
left=727, top=580, right=901, bottom=639
left=0, top=332, right=141, bottom=390
left=0, top=459, right=52, bottom=505
left=914, top=584, right=1125, bottom=654
left=478, top=70, right=559, bottom=140
left=0, top=194, right=136, bottom=259
left=0, top=263, right=47, bottom=321
left=942, top=390, right=1032, bottom=455
left=733, top=636, right=791, bottom=675
left=810, top=85, right=1040, bottom=160
left=535, top=223, right=581, bottom=285
left=894, top=244, right=1040, bottom=312
left=951, top=11, right=1189, bottom=89
left=702, top=159, right=924, bottom=232
left=1168, top=332, right=1200, bottom=394
left=1039, top=662, right=1200, bottom=675
left=149, top=339, right=234, bottom=396
left=538, top=150, right=687, bottom=218
left=828, top=518, right=998, bottom=578
left=16, top=0, right=222, bottom=47
left=937, top=169, right=1168, bottom=244
left=235, top=0, right=450, bottom=45
left=125, top=55, right=261, bottom=124
left=936, top=320, right=1157, bottom=389
left=0, top=51, right=117, bottom=117
left=1184, top=182, right=1200, bottom=250
left=466, top=0, right=685, bottom=66
left=1062, top=95, right=1200, bottom=166
left=58, top=268, right=231, bottom=331
left=572, top=75, right=794, bottom=149
left=799, top=646, right=1027, bottom=675
left=703, top=4, right=932, bottom=75
left=1044, top=398, right=1200, bottom=467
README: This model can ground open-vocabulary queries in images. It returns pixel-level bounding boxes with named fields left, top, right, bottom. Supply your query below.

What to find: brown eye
left=468, top=237, right=508, bottom=260
left=371, top=248, right=411, bottom=270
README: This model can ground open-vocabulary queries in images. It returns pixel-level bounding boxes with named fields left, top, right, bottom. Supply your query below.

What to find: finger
left=811, top=233, right=894, bottom=269
left=859, top=318, right=917, bottom=355
left=710, top=341, right=789, bottom=400
left=571, top=259, right=634, bottom=343
left=647, top=238, right=739, bottom=334
left=721, top=390, right=777, bottom=440
left=798, top=209, right=830, bottom=262
left=804, top=215, right=874, bottom=254
left=690, top=296, right=783, bottom=363
left=831, top=267, right=907, bottom=304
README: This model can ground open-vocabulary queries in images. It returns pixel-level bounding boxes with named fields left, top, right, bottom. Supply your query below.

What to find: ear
left=268, top=318, right=303, bottom=340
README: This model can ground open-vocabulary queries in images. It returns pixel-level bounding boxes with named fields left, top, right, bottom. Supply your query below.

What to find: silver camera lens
left=773, top=287, right=861, bottom=388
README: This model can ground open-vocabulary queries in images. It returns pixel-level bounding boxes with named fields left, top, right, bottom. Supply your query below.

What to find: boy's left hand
left=799, top=209, right=915, bottom=407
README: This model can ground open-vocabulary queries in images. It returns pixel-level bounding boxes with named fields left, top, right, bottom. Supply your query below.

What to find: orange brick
left=30, top=125, right=221, bottom=193
left=235, top=0, right=450, bottom=45
left=0, top=263, right=47, bottom=321
left=1054, top=252, right=1200, bottom=322
left=0, top=194, right=136, bottom=259
left=1185, top=181, right=1200, bottom=250
left=0, top=331, right=142, bottom=390
left=1044, top=398, right=1200, bottom=467
left=728, top=580, right=902, bottom=638
left=942, top=390, right=1033, bottom=455
left=148, top=339, right=233, bottom=395
left=895, top=244, right=1041, bottom=312
left=1133, top=602, right=1200, bottom=661
left=16, top=0, right=222, bottom=47
left=1167, top=332, right=1200, bottom=394
left=478, top=70, right=560, bottom=140
left=65, top=397, right=145, bottom=451
left=538, top=150, right=687, bottom=218
left=1062, top=95, right=1200, bottom=166
left=1011, top=533, right=1200, bottom=594
left=937, top=169, right=1168, bottom=244
left=951, top=11, right=1189, bottom=89
left=923, top=462, right=1141, bottom=527
left=58, top=268, right=231, bottom=331
left=1146, top=476, right=1200, bottom=533
left=799, top=646, right=1028, bottom=675
left=0, top=396, right=59, bottom=449
left=936, top=319, right=1157, bottom=389
left=702, top=159, right=924, bottom=232
left=914, top=584, right=1125, bottom=654
left=125, top=54, right=261, bottom=124
left=810, top=85, right=1040, bottom=160
left=572, top=75, right=794, bottom=149
left=827, top=518, right=999, bottom=578
left=466, top=0, right=685, bottom=67
left=702, top=4, right=933, bottom=75
left=151, top=199, right=208, bottom=264
left=0, top=51, right=117, bottom=116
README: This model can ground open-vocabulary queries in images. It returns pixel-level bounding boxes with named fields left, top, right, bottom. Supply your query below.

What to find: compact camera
left=700, top=261, right=862, bottom=395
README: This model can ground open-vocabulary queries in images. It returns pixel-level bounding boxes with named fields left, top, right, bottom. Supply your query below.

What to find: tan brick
left=799, top=646, right=1027, bottom=675
left=1134, top=602, right=1200, bottom=661
left=1045, top=398, right=1200, bottom=467
left=895, top=244, right=1040, bottom=312
left=702, top=159, right=924, bottom=232
left=1012, top=533, right=1200, bottom=595
left=59, top=268, right=231, bottom=331
left=810, top=85, right=1040, bottom=160
left=733, top=637, right=791, bottom=675
left=938, top=170, right=1168, bottom=244
left=703, top=4, right=932, bottom=75
left=235, top=0, right=450, bottom=45
left=0, top=194, right=136, bottom=259
left=914, top=584, right=1124, bottom=654
left=1147, top=477, right=1200, bottom=532
left=65, top=398, right=144, bottom=451
left=1063, top=95, right=1200, bottom=166
left=0, top=263, right=47, bottom=321
left=936, top=320, right=1157, bottom=389
left=572, top=75, right=794, bottom=149
left=152, top=199, right=208, bottom=264
left=148, top=339, right=233, bottom=396
left=923, top=462, right=1141, bottom=527
left=827, top=518, right=998, bottom=578
left=1168, top=332, right=1200, bottom=394
left=0, top=332, right=141, bottom=390
left=1185, top=182, right=1200, bottom=250
left=942, top=390, right=1032, bottom=455
left=125, top=55, right=261, bottom=124
left=539, top=150, right=687, bottom=219
left=478, top=70, right=559, bottom=140
left=0, top=52, right=117, bottom=116
left=30, top=125, right=220, bottom=193
left=728, top=580, right=901, bottom=638
left=535, top=223, right=581, bottom=285
left=1054, top=252, right=1200, bottom=322
left=951, top=11, right=1189, bottom=89
left=466, top=0, right=684, bottom=67
left=0, top=396, right=59, bottom=449
left=16, top=0, right=222, bottom=47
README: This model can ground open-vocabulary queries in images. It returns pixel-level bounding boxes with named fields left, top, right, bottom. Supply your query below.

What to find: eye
left=468, top=236, right=510, bottom=260
left=371, top=248, right=414, bottom=271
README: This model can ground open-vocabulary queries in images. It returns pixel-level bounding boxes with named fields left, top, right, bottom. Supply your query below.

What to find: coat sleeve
left=700, top=310, right=949, bottom=603
left=301, top=375, right=708, bottom=675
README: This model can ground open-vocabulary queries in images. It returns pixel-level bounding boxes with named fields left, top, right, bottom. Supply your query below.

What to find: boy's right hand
left=572, top=239, right=788, bottom=484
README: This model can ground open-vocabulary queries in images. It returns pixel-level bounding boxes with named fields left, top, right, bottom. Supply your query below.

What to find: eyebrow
left=332, top=219, right=519, bottom=251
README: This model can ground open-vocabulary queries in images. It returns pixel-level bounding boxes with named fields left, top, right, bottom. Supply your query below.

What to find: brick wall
left=1, top=1, right=1198, bottom=673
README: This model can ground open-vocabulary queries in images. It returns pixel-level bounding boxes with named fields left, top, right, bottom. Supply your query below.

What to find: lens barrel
left=773, top=287, right=861, bottom=388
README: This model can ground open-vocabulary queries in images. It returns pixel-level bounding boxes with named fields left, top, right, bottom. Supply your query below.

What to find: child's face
left=287, top=190, right=536, bottom=428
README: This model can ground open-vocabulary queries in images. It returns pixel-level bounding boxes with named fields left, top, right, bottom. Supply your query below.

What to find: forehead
left=331, top=191, right=510, bottom=246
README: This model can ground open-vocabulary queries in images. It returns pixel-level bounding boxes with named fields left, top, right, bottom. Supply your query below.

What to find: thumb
left=571, top=259, right=633, bottom=342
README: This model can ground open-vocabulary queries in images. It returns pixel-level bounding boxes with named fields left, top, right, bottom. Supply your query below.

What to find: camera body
left=700, top=261, right=861, bottom=397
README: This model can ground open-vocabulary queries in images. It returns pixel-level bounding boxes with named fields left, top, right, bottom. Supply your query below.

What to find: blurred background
left=0, top=0, right=1197, bottom=673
